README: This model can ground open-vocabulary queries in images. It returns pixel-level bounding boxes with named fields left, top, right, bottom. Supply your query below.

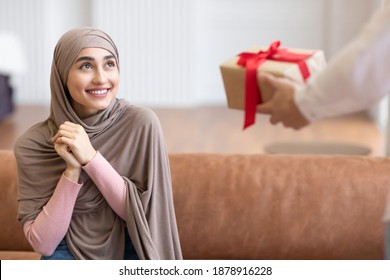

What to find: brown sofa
left=1, top=149, right=390, bottom=260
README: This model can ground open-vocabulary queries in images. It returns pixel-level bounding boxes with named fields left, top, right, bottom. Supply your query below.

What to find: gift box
left=220, top=41, right=326, bottom=128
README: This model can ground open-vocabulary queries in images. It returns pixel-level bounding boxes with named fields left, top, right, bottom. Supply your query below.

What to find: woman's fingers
left=54, top=143, right=81, bottom=169
left=52, top=121, right=96, bottom=165
left=52, top=122, right=82, bottom=142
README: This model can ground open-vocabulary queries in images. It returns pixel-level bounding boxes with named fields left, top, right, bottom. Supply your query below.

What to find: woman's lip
left=86, top=88, right=110, bottom=98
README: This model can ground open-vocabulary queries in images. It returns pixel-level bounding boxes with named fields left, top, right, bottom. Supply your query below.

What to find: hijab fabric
left=15, top=27, right=182, bottom=259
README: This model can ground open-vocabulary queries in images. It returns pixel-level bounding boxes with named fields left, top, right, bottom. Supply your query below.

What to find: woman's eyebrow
left=75, top=56, right=93, bottom=63
left=75, top=55, right=115, bottom=63
left=104, top=55, right=115, bottom=60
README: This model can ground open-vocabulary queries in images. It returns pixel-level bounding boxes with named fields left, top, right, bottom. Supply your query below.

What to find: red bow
left=237, top=41, right=312, bottom=129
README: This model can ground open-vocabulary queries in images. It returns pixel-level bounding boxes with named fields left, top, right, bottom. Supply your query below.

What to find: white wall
left=195, top=0, right=326, bottom=105
left=0, top=0, right=382, bottom=107
left=91, top=0, right=196, bottom=106
left=0, top=0, right=92, bottom=104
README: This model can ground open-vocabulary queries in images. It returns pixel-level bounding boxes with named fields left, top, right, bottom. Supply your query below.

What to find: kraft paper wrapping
left=220, top=46, right=327, bottom=110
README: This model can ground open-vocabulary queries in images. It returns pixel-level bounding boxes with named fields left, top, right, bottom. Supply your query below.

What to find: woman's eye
left=80, top=63, right=93, bottom=70
left=106, top=60, right=116, bottom=68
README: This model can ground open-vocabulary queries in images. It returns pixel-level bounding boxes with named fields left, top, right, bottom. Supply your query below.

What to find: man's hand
left=256, top=73, right=309, bottom=130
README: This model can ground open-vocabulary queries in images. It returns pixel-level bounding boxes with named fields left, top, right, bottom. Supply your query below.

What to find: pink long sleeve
left=82, top=151, right=127, bottom=219
left=23, top=175, right=82, bottom=256
left=23, top=152, right=126, bottom=257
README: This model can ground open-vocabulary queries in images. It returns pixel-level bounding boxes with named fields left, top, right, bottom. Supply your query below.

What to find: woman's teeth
left=88, top=89, right=108, bottom=95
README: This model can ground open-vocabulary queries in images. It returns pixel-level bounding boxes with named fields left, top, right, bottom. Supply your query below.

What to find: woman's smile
left=86, top=88, right=111, bottom=97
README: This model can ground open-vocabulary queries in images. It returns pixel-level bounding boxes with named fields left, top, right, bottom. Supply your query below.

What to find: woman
left=14, top=27, right=182, bottom=260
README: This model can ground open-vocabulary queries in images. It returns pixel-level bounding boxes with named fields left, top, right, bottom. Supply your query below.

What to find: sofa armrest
left=0, top=150, right=34, bottom=254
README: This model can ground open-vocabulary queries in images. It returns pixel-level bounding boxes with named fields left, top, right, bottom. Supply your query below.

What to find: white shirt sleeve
left=294, top=2, right=390, bottom=122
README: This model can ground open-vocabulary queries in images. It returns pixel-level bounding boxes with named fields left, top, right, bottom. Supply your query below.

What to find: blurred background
left=0, top=0, right=386, bottom=155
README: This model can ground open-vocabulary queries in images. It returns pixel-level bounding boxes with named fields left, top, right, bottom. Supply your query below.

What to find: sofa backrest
left=0, top=150, right=33, bottom=251
left=169, top=153, right=390, bottom=260
left=2, top=150, right=390, bottom=259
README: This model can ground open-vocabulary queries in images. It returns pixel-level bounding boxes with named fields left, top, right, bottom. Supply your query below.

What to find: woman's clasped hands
left=51, top=121, right=97, bottom=179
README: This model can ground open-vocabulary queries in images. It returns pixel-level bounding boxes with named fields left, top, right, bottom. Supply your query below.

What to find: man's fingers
left=258, top=72, right=278, bottom=89
left=259, top=72, right=297, bottom=89
left=269, top=114, right=280, bottom=125
left=257, top=101, right=273, bottom=114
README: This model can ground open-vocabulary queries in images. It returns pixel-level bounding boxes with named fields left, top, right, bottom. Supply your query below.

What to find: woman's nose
left=93, top=68, right=107, bottom=84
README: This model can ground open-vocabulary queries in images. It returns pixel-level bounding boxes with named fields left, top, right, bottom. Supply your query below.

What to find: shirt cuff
left=82, top=151, right=103, bottom=174
left=61, top=173, right=83, bottom=188
left=294, top=84, right=323, bottom=123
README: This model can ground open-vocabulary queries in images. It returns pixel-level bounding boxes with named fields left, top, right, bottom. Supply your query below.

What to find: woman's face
left=66, top=47, right=119, bottom=118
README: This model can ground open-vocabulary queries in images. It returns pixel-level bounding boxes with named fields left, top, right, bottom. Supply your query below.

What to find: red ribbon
left=237, top=41, right=313, bottom=129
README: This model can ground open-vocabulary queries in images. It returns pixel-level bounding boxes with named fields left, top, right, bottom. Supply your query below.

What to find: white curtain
left=0, top=0, right=380, bottom=107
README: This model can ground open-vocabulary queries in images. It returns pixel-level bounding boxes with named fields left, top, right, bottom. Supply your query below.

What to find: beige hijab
left=14, top=27, right=182, bottom=259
